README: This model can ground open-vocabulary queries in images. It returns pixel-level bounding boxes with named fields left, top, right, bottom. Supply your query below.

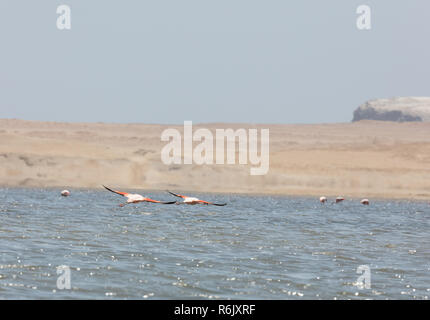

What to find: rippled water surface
left=0, top=188, right=429, bottom=299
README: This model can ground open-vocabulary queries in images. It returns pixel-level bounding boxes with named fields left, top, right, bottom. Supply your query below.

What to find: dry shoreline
left=1, top=119, right=430, bottom=201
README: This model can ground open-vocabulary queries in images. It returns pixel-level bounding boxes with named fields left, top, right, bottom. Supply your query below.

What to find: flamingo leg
left=119, top=202, right=130, bottom=207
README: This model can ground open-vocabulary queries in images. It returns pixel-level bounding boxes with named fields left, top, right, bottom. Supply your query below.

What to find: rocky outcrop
left=353, top=97, right=430, bottom=122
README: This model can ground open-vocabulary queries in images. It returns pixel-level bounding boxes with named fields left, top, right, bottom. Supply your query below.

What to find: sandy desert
left=1, top=118, right=430, bottom=200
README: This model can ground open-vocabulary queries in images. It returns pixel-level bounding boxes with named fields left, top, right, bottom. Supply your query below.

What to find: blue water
left=0, top=187, right=429, bottom=299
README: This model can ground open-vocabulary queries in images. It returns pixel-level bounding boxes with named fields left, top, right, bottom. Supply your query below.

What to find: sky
left=0, top=0, right=429, bottom=124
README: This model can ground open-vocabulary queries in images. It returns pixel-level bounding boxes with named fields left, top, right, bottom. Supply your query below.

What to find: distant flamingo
left=361, top=199, right=370, bottom=205
left=167, top=191, right=227, bottom=206
left=320, top=196, right=327, bottom=203
left=61, top=190, right=70, bottom=197
left=335, top=197, right=345, bottom=203
left=103, top=186, right=176, bottom=207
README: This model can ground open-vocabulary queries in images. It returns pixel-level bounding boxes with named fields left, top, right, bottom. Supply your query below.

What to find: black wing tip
left=162, top=201, right=177, bottom=204
left=103, top=185, right=123, bottom=196
left=166, top=190, right=181, bottom=198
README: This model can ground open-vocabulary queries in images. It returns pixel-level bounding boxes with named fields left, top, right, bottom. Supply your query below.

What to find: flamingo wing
left=103, top=185, right=130, bottom=197
left=144, top=197, right=176, bottom=204
left=166, top=191, right=187, bottom=199
left=198, top=200, right=227, bottom=206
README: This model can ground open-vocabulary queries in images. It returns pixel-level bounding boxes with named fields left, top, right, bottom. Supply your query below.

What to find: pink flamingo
left=167, top=191, right=227, bottom=206
left=103, top=186, right=176, bottom=207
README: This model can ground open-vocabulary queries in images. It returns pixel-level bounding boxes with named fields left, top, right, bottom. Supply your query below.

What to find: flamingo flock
left=61, top=186, right=370, bottom=207
left=100, top=186, right=369, bottom=208
left=61, top=187, right=371, bottom=208
left=320, top=196, right=370, bottom=205
left=102, top=186, right=227, bottom=207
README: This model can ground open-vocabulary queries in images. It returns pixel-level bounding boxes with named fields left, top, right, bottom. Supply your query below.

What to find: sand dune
left=1, top=119, right=430, bottom=200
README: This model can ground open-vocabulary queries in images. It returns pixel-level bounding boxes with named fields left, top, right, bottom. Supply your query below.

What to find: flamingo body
left=335, top=197, right=345, bottom=203
left=361, top=199, right=370, bottom=205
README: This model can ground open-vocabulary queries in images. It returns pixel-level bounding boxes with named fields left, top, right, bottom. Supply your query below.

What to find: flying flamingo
left=167, top=191, right=227, bottom=206
left=103, top=186, right=176, bottom=207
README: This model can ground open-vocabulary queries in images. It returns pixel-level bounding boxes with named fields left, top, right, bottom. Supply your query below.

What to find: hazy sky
left=0, top=1, right=429, bottom=124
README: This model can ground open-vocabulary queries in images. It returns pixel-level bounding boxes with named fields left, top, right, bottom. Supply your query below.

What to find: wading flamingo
left=361, top=199, right=370, bottom=205
left=167, top=191, right=227, bottom=206
left=320, top=196, right=327, bottom=203
left=103, top=186, right=176, bottom=207
left=335, top=197, right=345, bottom=203
left=61, top=190, right=70, bottom=197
